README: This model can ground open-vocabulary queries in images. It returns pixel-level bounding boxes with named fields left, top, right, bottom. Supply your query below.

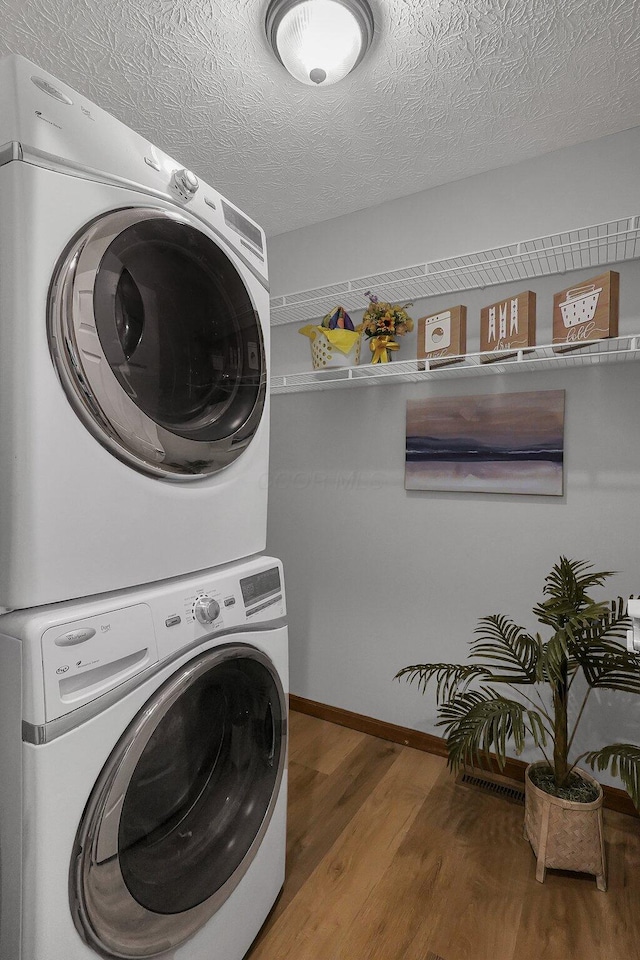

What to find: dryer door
left=49, top=208, right=266, bottom=480
left=71, top=644, right=287, bottom=958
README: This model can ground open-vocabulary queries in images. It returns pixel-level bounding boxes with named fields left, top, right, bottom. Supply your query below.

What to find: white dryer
left=0, top=553, right=288, bottom=960
left=0, top=54, right=272, bottom=610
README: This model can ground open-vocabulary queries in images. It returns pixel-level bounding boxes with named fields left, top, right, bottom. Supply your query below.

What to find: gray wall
left=268, top=126, right=640, bottom=294
left=266, top=127, right=640, bottom=785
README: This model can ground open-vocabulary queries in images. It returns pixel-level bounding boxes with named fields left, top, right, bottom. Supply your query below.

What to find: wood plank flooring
left=246, top=711, right=640, bottom=960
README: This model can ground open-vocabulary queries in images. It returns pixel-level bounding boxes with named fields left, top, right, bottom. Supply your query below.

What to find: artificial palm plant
left=396, top=557, right=640, bottom=808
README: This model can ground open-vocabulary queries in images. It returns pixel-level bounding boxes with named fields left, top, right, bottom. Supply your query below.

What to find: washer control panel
left=193, top=595, right=221, bottom=625
left=150, top=560, right=285, bottom=662
left=41, top=603, right=159, bottom=722
left=8, top=557, right=285, bottom=723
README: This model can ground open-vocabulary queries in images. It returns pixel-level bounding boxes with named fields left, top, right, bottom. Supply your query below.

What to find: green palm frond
left=470, top=615, right=540, bottom=683
left=394, top=663, right=491, bottom=703
left=539, top=631, right=570, bottom=685
left=543, top=556, right=614, bottom=603
left=568, top=597, right=630, bottom=649
left=437, top=688, right=547, bottom=772
left=535, top=598, right=610, bottom=632
left=575, top=645, right=640, bottom=694
left=566, top=597, right=633, bottom=687
left=541, top=596, right=630, bottom=684
left=534, top=556, right=614, bottom=628
left=583, top=744, right=640, bottom=811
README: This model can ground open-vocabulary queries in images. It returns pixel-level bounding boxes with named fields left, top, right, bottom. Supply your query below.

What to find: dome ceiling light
left=265, top=0, right=374, bottom=87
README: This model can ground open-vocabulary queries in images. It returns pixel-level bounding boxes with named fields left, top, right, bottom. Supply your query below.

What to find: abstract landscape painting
left=405, top=390, right=565, bottom=495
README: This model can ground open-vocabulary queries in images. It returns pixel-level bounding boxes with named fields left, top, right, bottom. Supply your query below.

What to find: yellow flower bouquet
left=360, top=290, right=414, bottom=363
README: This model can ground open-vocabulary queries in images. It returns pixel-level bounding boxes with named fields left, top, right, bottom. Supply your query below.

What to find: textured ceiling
left=0, top=0, right=639, bottom=237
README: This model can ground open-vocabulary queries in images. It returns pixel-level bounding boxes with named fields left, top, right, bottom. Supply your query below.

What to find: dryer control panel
left=0, top=55, right=268, bottom=279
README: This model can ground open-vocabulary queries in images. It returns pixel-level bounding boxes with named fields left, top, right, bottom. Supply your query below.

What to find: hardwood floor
left=246, top=710, right=640, bottom=960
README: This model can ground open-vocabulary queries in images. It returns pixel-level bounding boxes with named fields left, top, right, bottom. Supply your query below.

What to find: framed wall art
left=553, top=270, right=619, bottom=352
left=480, top=290, right=536, bottom=362
left=405, top=389, right=565, bottom=496
left=417, top=305, right=467, bottom=368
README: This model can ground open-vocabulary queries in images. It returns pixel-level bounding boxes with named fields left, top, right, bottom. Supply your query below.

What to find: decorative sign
left=406, top=390, right=565, bottom=496
left=417, top=305, right=466, bottom=368
left=480, top=291, right=536, bottom=362
left=553, top=270, right=619, bottom=351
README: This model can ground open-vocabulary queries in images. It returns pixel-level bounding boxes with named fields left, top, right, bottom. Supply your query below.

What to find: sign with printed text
left=480, top=291, right=536, bottom=363
left=417, top=305, right=467, bottom=368
left=553, top=270, right=619, bottom=352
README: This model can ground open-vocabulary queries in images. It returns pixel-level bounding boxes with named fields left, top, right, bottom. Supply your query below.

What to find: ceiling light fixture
left=265, top=0, right=374, bottom=87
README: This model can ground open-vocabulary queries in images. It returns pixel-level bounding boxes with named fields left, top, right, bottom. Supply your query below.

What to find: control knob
left=171, top=168, right=199, bottom=201
left=194, top=595, right=221, bottom=625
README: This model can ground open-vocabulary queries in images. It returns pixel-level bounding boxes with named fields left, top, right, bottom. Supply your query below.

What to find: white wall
left=266, top=128, right=640, bottom=787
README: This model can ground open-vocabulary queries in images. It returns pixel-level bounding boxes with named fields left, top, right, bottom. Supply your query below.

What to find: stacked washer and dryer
left=0, top=55, right=287, bottom=960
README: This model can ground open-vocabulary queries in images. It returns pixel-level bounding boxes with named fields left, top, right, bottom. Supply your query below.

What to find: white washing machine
left=0, top=553, right=288, bottom=960
left=0, top=54, right=272, bottom=611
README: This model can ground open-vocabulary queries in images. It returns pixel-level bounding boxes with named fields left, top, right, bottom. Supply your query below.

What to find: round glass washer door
left=70, top=644, right=287, bottom=959
left=49, top=208, right=267, bottom=481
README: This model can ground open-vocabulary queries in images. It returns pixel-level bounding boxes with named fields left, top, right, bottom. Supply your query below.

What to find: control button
left=54, top=627, right=96, bottom=647
left=165, top=615, right=182, bottom=628
left=170, top=168, right=199, bottom=201
left=31, top=76, right=73, bottom=104
left=224, top=596, right=236, bottom=607
left=144, top=144, right=161, bottom=171
left=194, top=596, right=221, bottom=625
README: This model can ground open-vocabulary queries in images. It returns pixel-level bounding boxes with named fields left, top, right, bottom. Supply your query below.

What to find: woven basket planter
left=524, top=761, right=607, bottom=891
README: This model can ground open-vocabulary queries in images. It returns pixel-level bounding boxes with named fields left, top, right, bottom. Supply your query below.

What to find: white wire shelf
left=271, top=336, right=640, bottom=394
left=269, top=217, right=640, bottom=327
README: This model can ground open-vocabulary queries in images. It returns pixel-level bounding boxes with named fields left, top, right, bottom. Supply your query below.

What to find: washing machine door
left=71, top=644, right=287, bottom=959
left=49, top=208, right=267, bottom=480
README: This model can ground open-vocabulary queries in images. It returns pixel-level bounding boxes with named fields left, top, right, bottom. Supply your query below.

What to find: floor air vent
left=455, top=769, right=525, bottom=804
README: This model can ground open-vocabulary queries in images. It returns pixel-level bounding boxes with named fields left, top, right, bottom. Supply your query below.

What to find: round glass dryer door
left=49, top=208, right=266, bottom=480
left=71, top=645, right=287, bottom=958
